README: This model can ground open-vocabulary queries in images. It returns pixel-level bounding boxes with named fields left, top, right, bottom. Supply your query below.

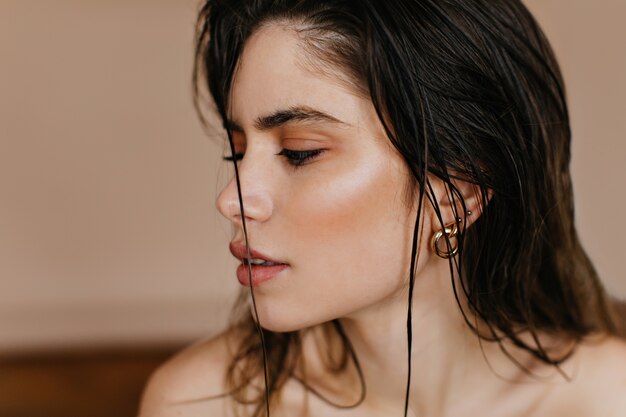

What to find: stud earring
left=456, top=210, right=473, bottom=223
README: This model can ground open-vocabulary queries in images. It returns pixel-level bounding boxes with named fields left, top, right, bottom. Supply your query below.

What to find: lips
left=229, top=242, right=289, bottom=287
left=236, top=262, right=289, bottom=287
left=229, top=242, right=288, bottom=265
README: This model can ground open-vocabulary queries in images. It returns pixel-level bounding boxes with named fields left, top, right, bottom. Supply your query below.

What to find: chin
left=252, top=312, right=314, bottom=333
left=249, top=303, right=329, bottom=333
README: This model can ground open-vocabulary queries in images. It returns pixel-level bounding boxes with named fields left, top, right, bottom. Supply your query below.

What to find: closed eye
left=222, top=153, right=244, bottom=162
left=276, top=149, right=324, bottom=167
left=223, top=149, right=325, bottom=168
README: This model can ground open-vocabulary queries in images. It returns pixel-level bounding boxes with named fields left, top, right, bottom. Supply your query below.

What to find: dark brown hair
left=192, top=1, right=619, bottom=416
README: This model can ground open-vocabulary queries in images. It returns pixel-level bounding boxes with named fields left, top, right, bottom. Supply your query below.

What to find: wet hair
left=192, top=0, right=619, bottom=416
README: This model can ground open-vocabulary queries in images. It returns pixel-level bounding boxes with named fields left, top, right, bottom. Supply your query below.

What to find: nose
left=216, top=161, right=274, bottom=227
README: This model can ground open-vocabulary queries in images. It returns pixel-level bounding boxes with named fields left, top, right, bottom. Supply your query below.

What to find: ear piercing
left=455, top=210, right=473, bottom=223
left=433, top=210, right=472, bottom=259
left=431, top=222, right=459, bottom=258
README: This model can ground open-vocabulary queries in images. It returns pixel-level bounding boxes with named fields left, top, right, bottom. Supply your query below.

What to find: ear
left=427, top=174, right=492, bottom=232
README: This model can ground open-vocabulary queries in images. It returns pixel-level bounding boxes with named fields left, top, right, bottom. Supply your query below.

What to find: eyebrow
left=225, top=105, right=350, bottom=132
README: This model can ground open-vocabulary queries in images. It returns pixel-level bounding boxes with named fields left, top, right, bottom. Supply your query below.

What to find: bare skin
left=139, top=328, right=626, bottom=417
left=140, top=24, right=626, bottom=417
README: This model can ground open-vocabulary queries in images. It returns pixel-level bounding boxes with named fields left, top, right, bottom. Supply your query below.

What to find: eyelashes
left=277, top=148, right=324, bottom=167
left=223, top=149, right=325, bottom=168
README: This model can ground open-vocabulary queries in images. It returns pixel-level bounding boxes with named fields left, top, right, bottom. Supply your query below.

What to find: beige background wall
left=0, top=0, right=624, bottom=353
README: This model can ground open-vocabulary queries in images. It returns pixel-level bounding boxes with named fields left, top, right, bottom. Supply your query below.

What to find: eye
left=276, top=148, right=324, bottom=167
left=223, top=149, right=325, bottom=168
left=222, top=153, right=244, bottom=162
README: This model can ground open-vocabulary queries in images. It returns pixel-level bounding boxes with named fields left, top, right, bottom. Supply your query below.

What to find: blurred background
left=0, top=0, right=624, bottom=416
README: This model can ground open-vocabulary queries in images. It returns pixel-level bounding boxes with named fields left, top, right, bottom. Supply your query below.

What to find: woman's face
left=217, top=24, right=432, bottom=332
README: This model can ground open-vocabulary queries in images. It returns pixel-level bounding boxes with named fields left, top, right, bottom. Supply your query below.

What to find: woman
left=140, top=0, right=626, bottom=416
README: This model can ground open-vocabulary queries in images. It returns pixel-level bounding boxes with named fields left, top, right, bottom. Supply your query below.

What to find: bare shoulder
left=550, top=334, right=626, bottom=417
left=576, top=333, right=626, bottom=383
left=138, top=327, right=239, bottom=417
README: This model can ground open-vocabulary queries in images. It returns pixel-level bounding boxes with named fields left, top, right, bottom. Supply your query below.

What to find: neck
left=297, top=258, right=570, bottom=417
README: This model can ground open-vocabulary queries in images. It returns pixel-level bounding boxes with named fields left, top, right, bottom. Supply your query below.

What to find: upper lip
left=229, top=242, right=288, bottom=264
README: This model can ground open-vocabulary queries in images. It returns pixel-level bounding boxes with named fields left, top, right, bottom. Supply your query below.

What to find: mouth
left=242, top=258, right=284, bottom=266
left=229, top=242, right=289, bottom=287
left=229, top=242, right=289, bottom=266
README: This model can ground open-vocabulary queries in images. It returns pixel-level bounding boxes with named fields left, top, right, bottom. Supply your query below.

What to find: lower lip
left=236, top=263, right=289, bottom=287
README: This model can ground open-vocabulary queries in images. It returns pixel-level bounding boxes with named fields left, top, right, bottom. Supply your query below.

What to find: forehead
left=228, top=23, right=369, bottom=130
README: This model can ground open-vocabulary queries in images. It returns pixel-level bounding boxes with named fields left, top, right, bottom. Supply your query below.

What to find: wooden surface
left=0, top=347, right=179, bottom=417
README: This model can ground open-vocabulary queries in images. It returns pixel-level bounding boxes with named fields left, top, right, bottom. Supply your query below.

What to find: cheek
left=278, top=150, right=417, bottom=316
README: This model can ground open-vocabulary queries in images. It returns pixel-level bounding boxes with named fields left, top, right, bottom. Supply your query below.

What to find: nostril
left=229, top=202, right=245, bottom=220
left=217, top=197, right=243, bottom=222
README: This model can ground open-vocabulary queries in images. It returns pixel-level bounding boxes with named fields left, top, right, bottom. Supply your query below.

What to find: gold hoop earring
left=431, top=221, right=459, bottom=259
